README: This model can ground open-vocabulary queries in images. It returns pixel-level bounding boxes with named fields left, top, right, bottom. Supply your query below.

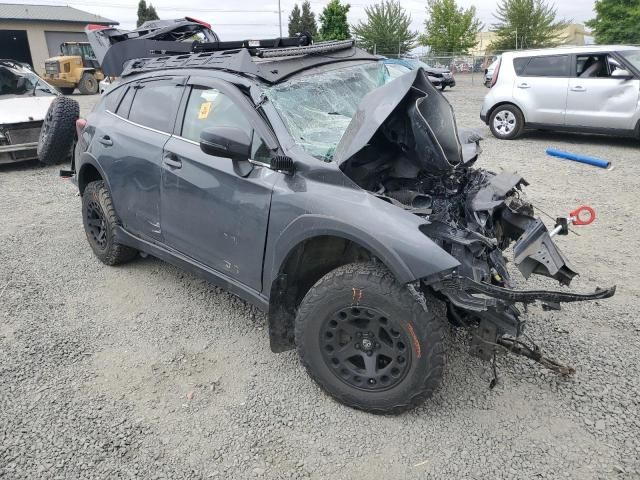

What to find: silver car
left=480, top=45, right=640, bottom=140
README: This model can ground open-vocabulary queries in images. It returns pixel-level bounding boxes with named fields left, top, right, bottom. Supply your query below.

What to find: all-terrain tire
left=78, top=73, right=98, bottom=95
left=37, top=96, right=79, bottom=165
left=58, top=87, right=75, bottom=95
left=295, top=263, right=445, bottom=414
left=489, top=104, right=525, bottom=140
left=82, top=181, right=138, bottom=266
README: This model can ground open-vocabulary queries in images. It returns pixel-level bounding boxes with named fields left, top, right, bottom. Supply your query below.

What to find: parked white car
left=480, top=45, right=640, bottom=139
left=0, top=60, right=59, bottom=164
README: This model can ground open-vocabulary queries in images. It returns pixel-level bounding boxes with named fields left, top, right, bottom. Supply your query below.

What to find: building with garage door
left=0, top=3, right=117, bottom=73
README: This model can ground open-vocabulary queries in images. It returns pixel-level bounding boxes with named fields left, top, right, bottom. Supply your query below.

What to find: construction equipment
left=43, top=42, right=104, bottom=95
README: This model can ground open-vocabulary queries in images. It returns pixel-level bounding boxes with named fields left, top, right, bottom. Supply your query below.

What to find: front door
left=160, top=78, right=279, bottom=291
left=565, top=53, right=640, bottom=130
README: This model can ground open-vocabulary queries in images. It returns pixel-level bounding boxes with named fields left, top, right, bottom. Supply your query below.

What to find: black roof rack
left=119, top=38, right=378, bottom=84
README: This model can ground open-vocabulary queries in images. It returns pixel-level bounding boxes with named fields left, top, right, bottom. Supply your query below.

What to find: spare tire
left=37, top=96, right=79, bottom=165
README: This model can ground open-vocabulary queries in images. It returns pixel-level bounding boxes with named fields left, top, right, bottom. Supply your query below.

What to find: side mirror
left=200, top=126, right=251, bottom=160
left=611, top=69, right=633, bottom=80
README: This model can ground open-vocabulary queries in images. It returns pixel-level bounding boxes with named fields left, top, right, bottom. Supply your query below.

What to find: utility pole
left=278, top=0, right=282, bottom=37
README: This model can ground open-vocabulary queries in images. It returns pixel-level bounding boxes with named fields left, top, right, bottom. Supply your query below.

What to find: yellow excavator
left=43, top=42, right=104, bottom=95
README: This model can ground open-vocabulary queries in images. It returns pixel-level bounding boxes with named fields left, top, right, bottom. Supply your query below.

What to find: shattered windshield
left=0, top=67, right=57, bottom=97
left=265, top=62, right=388, bottom=161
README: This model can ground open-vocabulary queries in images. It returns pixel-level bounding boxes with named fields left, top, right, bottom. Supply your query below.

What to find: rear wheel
left=82, top=181, right=138, bottom=265
left=295, top=263, right=445, bottom=414
left=78, top=73, right=98, bottom=95
left=489, top=104, right=524, bottom=140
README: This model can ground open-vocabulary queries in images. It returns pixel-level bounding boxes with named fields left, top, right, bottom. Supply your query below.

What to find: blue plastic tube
left=545, top=148, right=610, bottom=169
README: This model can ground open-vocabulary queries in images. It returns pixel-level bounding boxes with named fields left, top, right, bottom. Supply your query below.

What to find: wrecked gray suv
left=68, top=39, right=614, bottom=413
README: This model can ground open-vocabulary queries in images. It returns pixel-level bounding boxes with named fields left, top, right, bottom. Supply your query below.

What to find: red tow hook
left=550, top=205, right=596, bottom=237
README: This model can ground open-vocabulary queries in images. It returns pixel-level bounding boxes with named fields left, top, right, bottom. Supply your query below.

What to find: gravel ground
left=1, top=77, right=639, bottom=479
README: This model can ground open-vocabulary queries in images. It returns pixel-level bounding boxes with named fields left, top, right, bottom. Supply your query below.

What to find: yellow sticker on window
left=198, top=102, right=212, bottom=119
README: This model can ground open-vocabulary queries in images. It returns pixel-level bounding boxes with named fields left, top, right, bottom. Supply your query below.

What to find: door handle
left=570, top=86, right=586, bottom=92
left=517, top=82, right=530, bottom=89
left=98, top=135, right=113, bottom=146
left=163, top=153, right=182, bottom=169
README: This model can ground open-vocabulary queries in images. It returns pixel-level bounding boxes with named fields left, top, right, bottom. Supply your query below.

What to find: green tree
left=420, top=0, right=482, bottom=55
left=352, top=0, right=417, bottom=55
left=288, top=4, right=302, bottom=36
left=489, top=0, right=568, bottom=51
left=300, top=1, right=318, bottom=37
left=146, top=4, right=159, bottom=22
left=318, top=0, right=351, bottom=41
left=136, top=0, right=148, bottom=27
left=587, top=0, right=640, bottom=44
left=137, top=0, right=159, bottom=27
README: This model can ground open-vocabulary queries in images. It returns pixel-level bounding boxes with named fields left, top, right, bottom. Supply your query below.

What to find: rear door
left=511, top=54, right=570, bottom=125
left=93, top=76, right=184, bottom=241
left=160, top=77, right=279, bottom=291
left=565, top=52, right=640, bottom=130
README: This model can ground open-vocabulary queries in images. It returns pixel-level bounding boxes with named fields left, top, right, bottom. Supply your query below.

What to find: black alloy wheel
left=85, top=198, right=108, bottom=250
left=320, top=305, right=412, bottom=391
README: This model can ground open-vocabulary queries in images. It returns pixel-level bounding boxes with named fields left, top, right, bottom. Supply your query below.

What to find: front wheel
left=489, top=104, right=524, bottom=140
left=440, top=84, right=446, bottom=91
left=295, top=263, right=445, bottom=414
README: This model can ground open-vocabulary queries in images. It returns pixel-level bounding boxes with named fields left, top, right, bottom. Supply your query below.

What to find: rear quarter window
left=513, top=57, right=530, bottom=75
left=116, top=86, right=135, bottom=118
left=520, top=55, right=569, bottom=77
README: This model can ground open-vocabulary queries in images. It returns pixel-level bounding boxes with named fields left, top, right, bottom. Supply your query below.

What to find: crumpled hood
left=0, top=96, right=55, bottom=124
left=334, top=68, right=464, bottom=172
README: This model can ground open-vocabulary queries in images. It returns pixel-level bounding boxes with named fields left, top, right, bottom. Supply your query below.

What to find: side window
left=513, top=57, right=530, bottom=75
left=576, top=54, right=619, bottom=78
left=128, top=80, right=183, bottom=132
left=181, top=86, right=270, bottom=162
left=522, top=55, right=569, bottom=77
left=116, top=86, right=135, bottom=118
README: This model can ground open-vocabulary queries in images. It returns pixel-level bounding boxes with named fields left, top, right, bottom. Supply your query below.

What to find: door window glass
left=128, top=81, right=183, bottom=132
left=181, top=87, right=270, bottom=161
left=522, top=55, right=569, bottom=77
left=576, top=55, right=612, bottom=78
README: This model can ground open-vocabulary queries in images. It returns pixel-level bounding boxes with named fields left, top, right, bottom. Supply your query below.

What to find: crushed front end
left=334, top=68, right=615, bottom=374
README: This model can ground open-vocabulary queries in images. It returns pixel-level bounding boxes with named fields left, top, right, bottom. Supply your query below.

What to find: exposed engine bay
left=336, top=68, right=615, bottom=374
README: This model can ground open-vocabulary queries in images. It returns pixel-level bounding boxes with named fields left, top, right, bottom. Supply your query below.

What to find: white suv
left=480, top=45, right=640, bottom=140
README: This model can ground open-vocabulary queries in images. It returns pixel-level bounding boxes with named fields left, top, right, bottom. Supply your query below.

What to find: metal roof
left=0, top=3, right=118, bottom=25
